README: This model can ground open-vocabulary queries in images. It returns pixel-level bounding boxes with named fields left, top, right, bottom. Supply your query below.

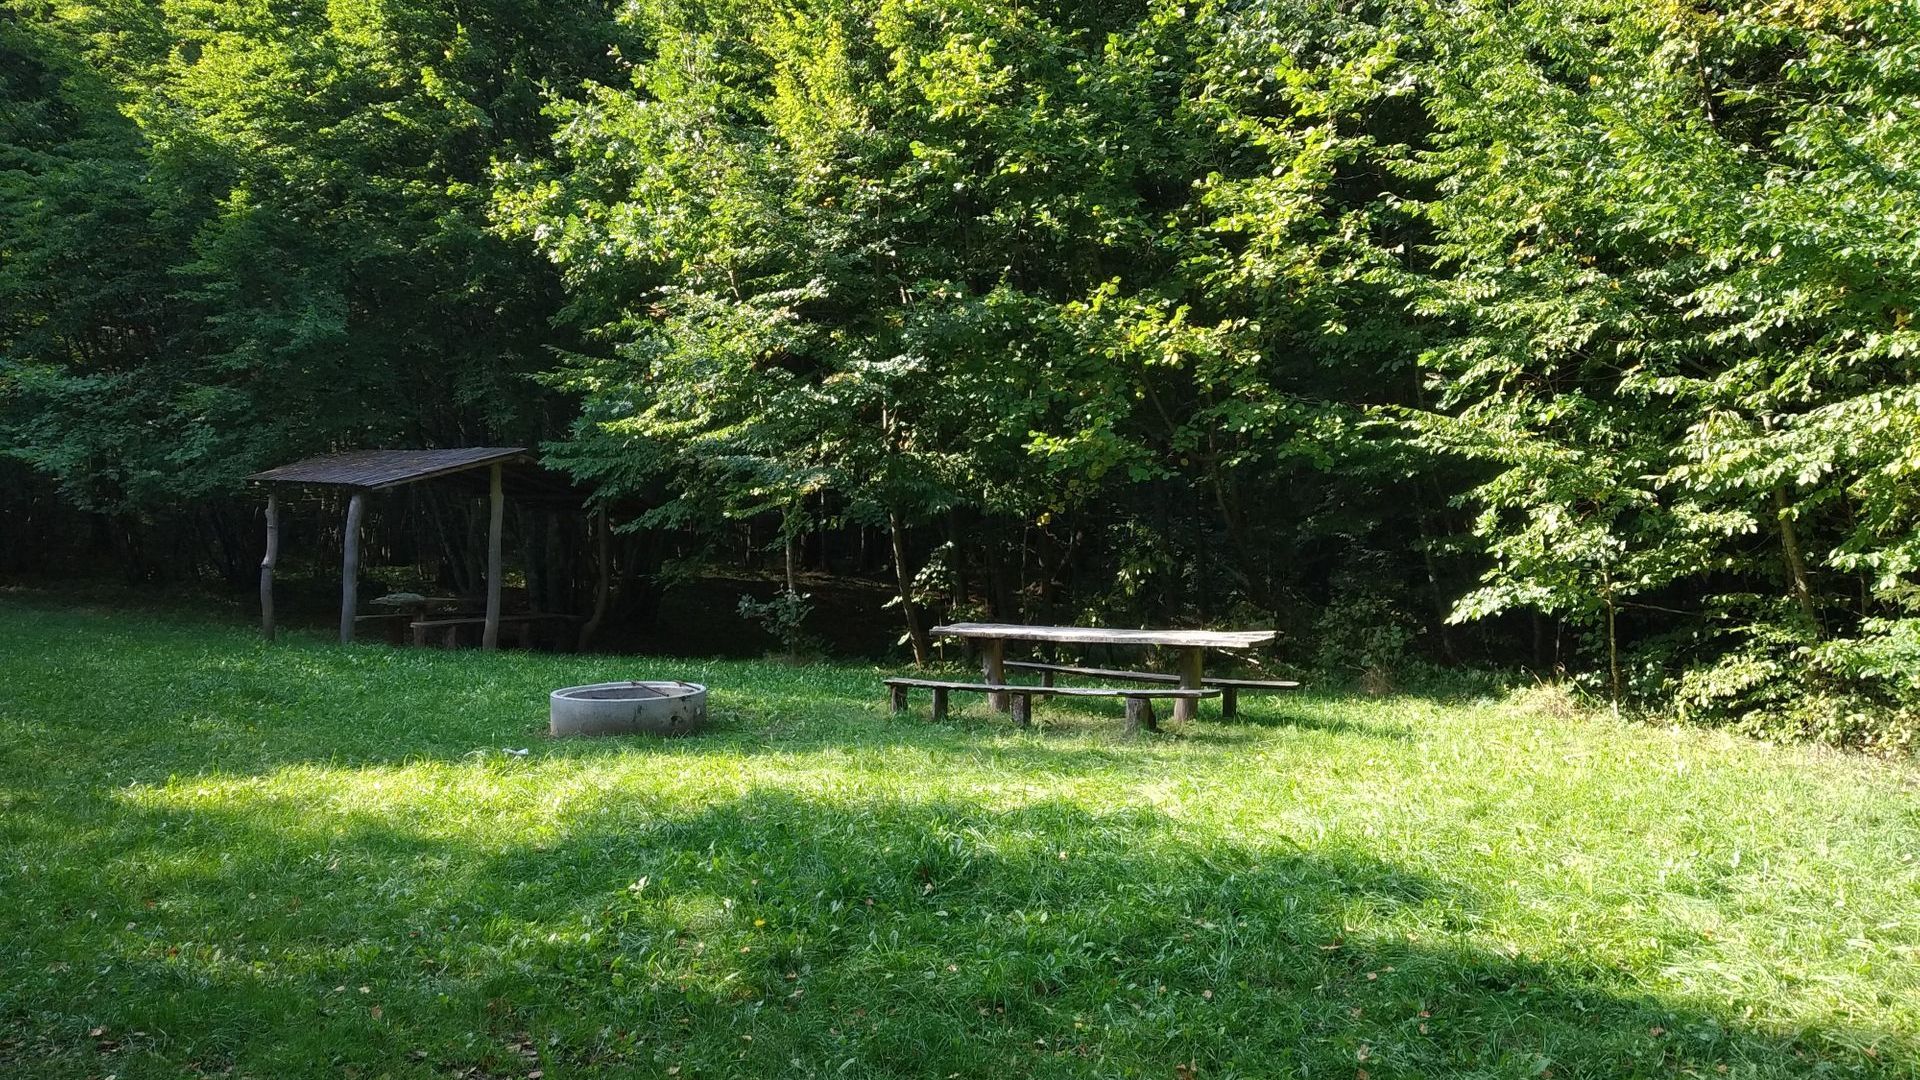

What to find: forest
left=3, top=0, right=1917, bottom=746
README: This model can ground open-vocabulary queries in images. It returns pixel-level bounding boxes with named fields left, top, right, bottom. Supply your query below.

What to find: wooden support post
left=1175, top=646, right=1204, bottom=723
left=340, top=492, right=365, bottom=644
left=482, top=463, right=504, bottom=651
left=1125, top=697, right=1157, bottom=736
left=1010, top=691, right=1031, bottom=728
left=982, top=637, right=1008, bottom=712
left=260, top=492, right=279, bottom=641
left=1220, top=685, right=1238, bottom=719
left=932, top=687, right=949, bottom=722
left=890, top=684, right=909, bottom=714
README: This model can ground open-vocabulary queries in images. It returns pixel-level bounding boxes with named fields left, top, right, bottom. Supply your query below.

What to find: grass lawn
left=2, top=598, right=1918, bottom=1078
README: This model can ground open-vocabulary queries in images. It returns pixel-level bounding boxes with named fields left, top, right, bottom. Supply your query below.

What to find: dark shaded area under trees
left=3, top=0, right=1917, bottom=746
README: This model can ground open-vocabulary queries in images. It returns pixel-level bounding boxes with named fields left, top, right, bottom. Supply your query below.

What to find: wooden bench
left=1002, top=660, right=1300, bottom=718
left=409, top=613, right=580, bottom=649
left=883, top=677, right=1217, bottom=734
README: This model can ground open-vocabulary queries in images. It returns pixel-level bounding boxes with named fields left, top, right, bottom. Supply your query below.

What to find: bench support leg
left=1220, top=685, right=1238, bottom=719
left=983, top=638, right=1008, bottom=712
left=890, top=685, right=908, bottom=715
left=932, top=687, right=949, bottom=722
left=1010, top=692, right=1031, bottom=728
left=1125, top=697, right=1157, bottom=735
left=1175, top=646, right=1204, bottom=723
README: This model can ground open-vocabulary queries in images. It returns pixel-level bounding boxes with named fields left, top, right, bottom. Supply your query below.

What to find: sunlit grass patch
left=1, top=599, right=1917, bottom=1077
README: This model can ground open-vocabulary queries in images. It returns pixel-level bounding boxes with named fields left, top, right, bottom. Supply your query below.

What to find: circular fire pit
left=550, top=681, right=708, bottom=737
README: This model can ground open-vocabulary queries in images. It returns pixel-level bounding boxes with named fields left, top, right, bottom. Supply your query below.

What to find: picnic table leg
left=890, top=684, right=909, bottom=714
left=1175, top=646, right=1204, bottom=723
left=1010, top=691, right=1031, bottom=728
left=1220, top=685, right=1239, bottom=719
left=932, top=687, right=949, bottom=722
left=1125, top=697, right=1158, bottom=736
left=982, top=637, right=1009, bottom=712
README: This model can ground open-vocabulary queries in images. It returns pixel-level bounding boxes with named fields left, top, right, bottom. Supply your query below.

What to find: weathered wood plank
left=482, top=462, right=504, bottom=651
left=339, top=491, right=365, bottom=644
left=932, top=622, right=1274, bottom=649
left=881, top=678, right=1217, bottom=699
left=1004, top=660, right=1179, bottom=684
left=1001, top=660, right=1299, bottom=691
left=260, top=493, right=279, bottom=641
left=1010, top=692, right=1031, bottom=727
left=1124, top=697, right=1157, bottom=735
left=1175, top=645, right=1205, bottom=723
left=981, top=637, right=1009, bottom=712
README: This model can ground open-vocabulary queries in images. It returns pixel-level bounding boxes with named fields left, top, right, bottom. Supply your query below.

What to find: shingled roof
left=247, top=448, right=534, bottom=491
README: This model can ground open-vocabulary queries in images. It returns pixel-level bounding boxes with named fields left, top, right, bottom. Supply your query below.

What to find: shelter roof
left=248, top=448, right=580, bottom=502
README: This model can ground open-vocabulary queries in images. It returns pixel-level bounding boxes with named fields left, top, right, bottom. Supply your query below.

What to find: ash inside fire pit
left=550, top=681, right=708, bottom=737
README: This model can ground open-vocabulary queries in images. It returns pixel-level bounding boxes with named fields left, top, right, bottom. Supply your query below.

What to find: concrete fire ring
left=549, top=681, right=708, bottom=737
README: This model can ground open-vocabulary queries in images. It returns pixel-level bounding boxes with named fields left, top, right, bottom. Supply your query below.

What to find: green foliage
left=736, top=587, right=818, bottom=658
left=1391, top=0, right=1920, bottom=728
left=6, top=0, right=1919, bottom=738
left=1, top=0, right=624, bottom=510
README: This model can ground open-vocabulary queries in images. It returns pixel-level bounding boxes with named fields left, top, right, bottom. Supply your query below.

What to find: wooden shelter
left=247, top=448, right=580, bottom=648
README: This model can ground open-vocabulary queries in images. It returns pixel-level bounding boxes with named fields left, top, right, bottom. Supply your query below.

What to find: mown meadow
left=1, top=597, right=1917, bottom=1077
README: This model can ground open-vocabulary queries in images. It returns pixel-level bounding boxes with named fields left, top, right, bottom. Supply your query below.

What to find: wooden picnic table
left=930, top=622, right=1276, bottom=723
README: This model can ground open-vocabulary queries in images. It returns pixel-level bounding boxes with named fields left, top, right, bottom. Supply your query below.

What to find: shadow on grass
left=2, top=782, right=1908, bottom=1078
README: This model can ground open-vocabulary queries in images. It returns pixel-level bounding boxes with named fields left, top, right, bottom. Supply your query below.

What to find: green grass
left=1, top=598, right=1918, bottom=1078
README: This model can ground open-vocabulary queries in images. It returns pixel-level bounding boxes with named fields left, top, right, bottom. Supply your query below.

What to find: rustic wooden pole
left=1175, top=646, right=1205, bottom=723
left=981, top=637, right=1009, bottom=712
left=482, top=462, right=504, bottom=651
left=260, top=492, right=279, bottom=641
left=340, top=491, right=365, bottom=644
left=1125, top=697, right=1157, bottom=736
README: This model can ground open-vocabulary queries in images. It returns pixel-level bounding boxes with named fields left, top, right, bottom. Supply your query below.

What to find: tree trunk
left=1773, top=486, right=1822, bottom=634
left=889, top=510, right=931, bottom=666
left=1414, top=510, right=1460, bottom=663
left=578, top=510, right=613, bottom=651
left=1605, top=593, right=1621, bottom=713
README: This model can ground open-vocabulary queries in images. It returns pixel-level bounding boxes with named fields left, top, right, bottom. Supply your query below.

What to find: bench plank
left=933, top=622, right=1273, bottom=649
left=884, top=678, right=1216, bottom=734
left=1003, top=660, right=1299, bottom=689
left=1002, top=660, right=1298, bottom=718
left=883, top=678, right=1216, bottom=699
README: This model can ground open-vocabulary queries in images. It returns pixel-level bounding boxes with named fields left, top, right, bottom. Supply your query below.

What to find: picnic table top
left=930, top=622, right=1275, bottom=649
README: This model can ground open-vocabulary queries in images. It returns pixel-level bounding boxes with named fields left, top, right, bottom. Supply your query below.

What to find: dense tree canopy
left=4, top=0, right=1917, bottom=743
